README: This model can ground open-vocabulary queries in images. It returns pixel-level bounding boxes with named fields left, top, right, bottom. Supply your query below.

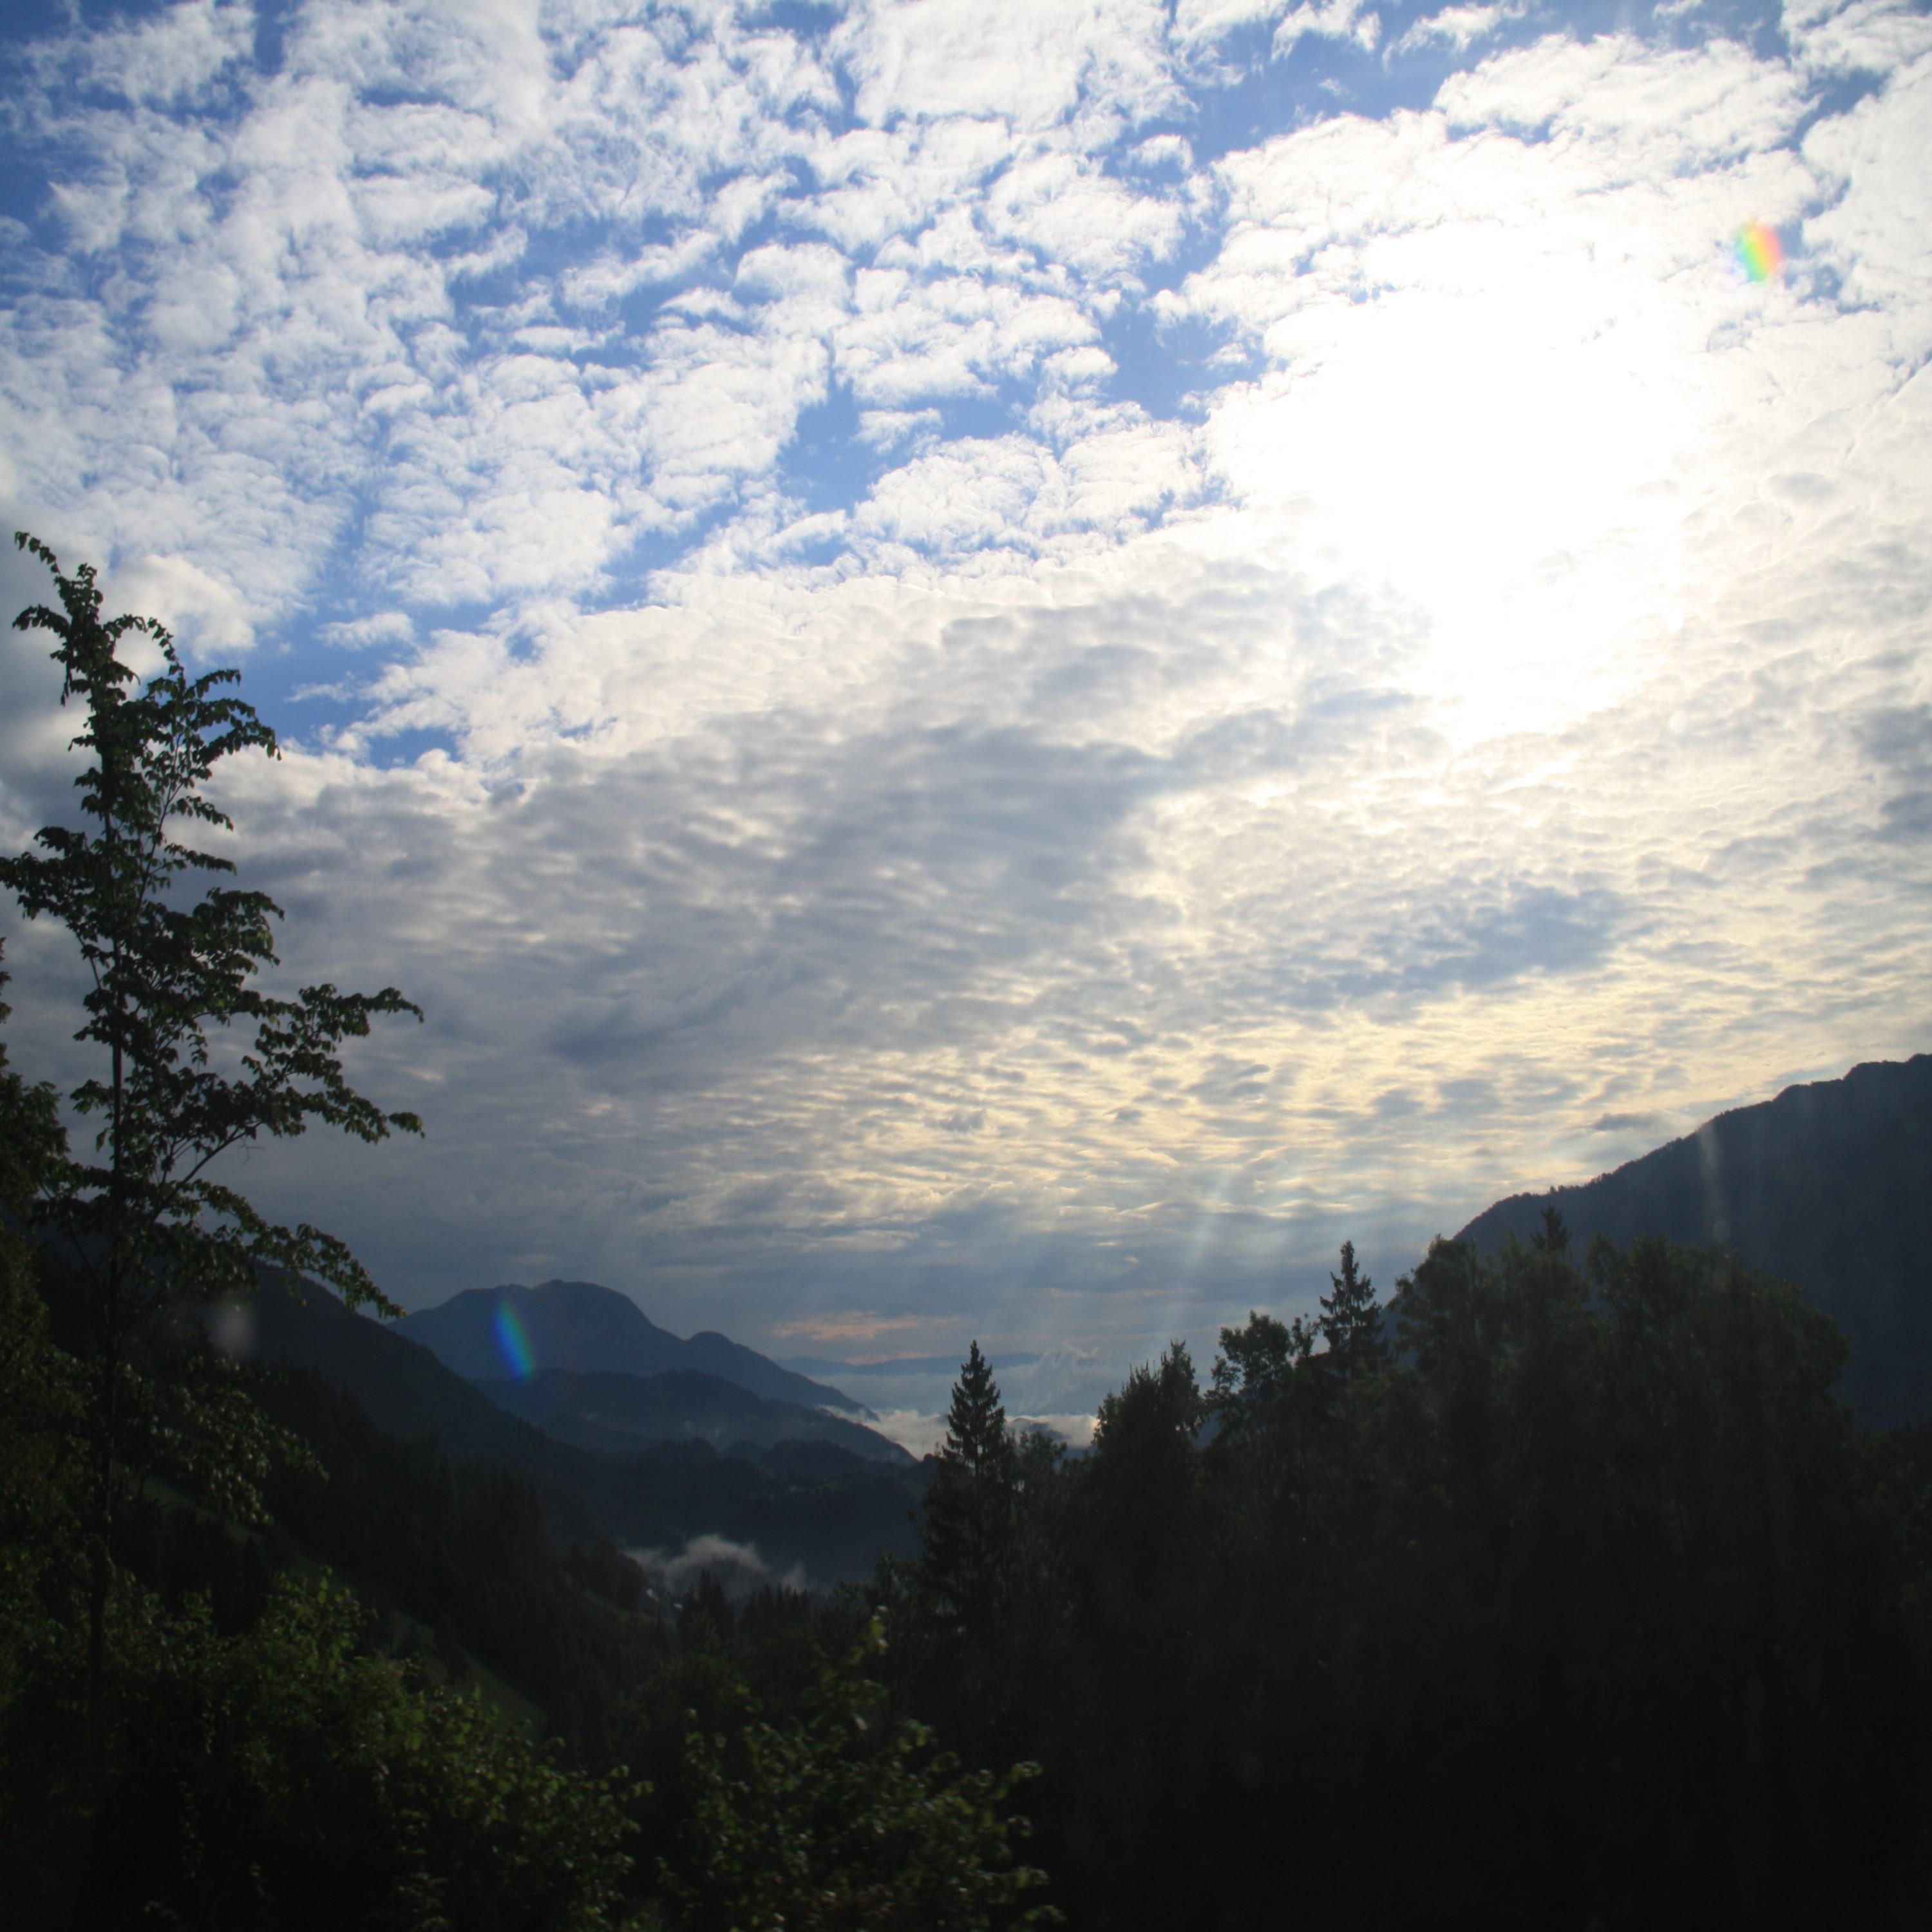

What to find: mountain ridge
left=229, top=1275, right=925, bottom=1584
left=396, top=1278, right=869, bottom=1417
left=1455, top=1052, right=1932, bottom=1426
left=779, top=1351, right=1041, bottom=1379
left=482, top=1366, right=913, bottom=1464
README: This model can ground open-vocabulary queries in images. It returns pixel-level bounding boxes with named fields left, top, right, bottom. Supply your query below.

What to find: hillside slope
left=484, top=1367, right=913, bottom=1464
left=1456, top=1054, right=1932, bottom=1425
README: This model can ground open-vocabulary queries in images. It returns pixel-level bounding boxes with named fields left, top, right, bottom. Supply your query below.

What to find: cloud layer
left=2, top=0, right=1927, bottom=1381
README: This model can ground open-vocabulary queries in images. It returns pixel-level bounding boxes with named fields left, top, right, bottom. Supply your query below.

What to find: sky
left=1, top=0, right=1927, bottom=1426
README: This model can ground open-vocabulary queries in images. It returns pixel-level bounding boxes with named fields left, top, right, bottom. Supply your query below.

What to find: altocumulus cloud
left=1, top=0, right=1928, bottom=1377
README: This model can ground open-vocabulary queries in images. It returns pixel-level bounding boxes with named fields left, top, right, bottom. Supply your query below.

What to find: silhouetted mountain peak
left=213, top=1274, right=924, bottom=1585
left=396, top=1280, right=867, bottom=1416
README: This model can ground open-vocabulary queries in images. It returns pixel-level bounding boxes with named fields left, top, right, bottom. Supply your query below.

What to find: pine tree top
left=1318, top=1240, right=1389, bottom=1376
left=942, top=1340, right=1015, bottom=1476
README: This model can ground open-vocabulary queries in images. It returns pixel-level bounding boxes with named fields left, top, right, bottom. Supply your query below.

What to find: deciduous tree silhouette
left=0, top=534, right=423, bottom=1834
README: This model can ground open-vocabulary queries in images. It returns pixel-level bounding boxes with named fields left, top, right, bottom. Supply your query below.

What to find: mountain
left=1455, top=1054, right=1932, bottom=1426
left=482, top=1367, right=914, bottom=1464
left=395, top=1279, right=867, bottom=1415
left=229, top=1276, right=925, bottom=1584
left=779, top=1352, right=1041, bottom=1379
left=155, top=1267, right=590, bottom=1531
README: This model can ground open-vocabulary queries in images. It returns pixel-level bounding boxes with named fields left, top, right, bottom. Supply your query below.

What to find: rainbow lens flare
left=493, top=1298, right=537, bottom=1378
left=1734, top=220, right=1784, bottom=282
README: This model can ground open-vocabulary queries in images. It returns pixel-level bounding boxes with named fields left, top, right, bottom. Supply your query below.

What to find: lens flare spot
left=1733, top=221, right=1784, bottom=283
left=493, top=1298, right=536, bottom=1378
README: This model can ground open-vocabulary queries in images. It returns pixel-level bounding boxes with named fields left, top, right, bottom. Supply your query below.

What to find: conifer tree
left=943, top=1340, right=1015, bottom=1473
left=1318, top=1240, right=1388, bottom=1376
left=921, top=1341, right=1020, bottom=1630
left=1532, top=1202, right=1571, bottom=1253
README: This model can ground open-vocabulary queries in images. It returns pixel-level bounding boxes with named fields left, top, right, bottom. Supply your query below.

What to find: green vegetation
left=1458, top=1061, right=1932, bottom=1426
left=662, top=1620, right=1055, bottom=1932
left=5, top=1573, right=639, bottom=1930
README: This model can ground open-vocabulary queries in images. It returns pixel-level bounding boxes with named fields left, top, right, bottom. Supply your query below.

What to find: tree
left=921, top=1341, right=1021, bottom=1631
left=19, top=1573, right=638, bottom=1931
left=1209, top=1308, right=1320, bottom=1454
left=943, top=1340, right=1016, bottom=1476
left=667, top=1618, right=1057, bottom=1931
left=1087, top=1339, right=1204, bottom=1517
left=1318, top=1239, right=1388, bottom=1377
left=1531, top=1203, right=1570, bottom=1254
left=0, top=535, right=423, bottom=1812
left=0, top=940, right=64, bottom=1226
left=0, top=941, right=85, bottom=1730
left=876, top=1229, right=1932, bottom=1931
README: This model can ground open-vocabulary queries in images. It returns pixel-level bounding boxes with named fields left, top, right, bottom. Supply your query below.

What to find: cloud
left=1802, top=46, right=1932, bottom=327
left=1393, top=5, right=1526, bottom=57
left=17, top=0, right=252, bottom=112
left=1857, top=703, right=1932, bottom=842
left=982, top=149, right=1189, bottom=284
left=130, top=502, right=1901, bottom=1352
left=2, top=3, right=1928, bottom=1379
left=321, top=612, right=417, bottom=651
left=1783, top=0, right=1932, bottom=77
left=1273, top=1, right=1383, bottom=60
left=1172, top=1, right=1293, bottom=52
left=835, top=272, right=1097, bottom=407
left=630, top=1533, right=806, bottom=1598
left=831, top=0, right=1179, bottom=135
left=1441, top=32, right=1812, bottom=158
left=113, top=553, right=258, bottom=657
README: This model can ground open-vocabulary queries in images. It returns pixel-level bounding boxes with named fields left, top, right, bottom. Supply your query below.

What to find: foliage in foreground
left=1, top=1564, right=637, bottom=1931
left=664, top=1619, right=1057, bottom=1932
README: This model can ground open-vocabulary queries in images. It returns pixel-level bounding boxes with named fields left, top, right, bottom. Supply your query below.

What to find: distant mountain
left=779, top=1352, right=1041, bottom=1380
left=1456, top=1054, right=1932, bottom=1426
left=216, top=1272, right=594, bottom=1509
left=482, top=1367, right=913, bottom=1464
left=231, top=1276, right=924, bottom=1584
left=396, top=1280, right=867, bottom=1416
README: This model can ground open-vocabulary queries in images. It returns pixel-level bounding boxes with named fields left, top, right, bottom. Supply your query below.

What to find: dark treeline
left=1458, top=1054, right=1932, bottom=1426
left=10, top=1107, right=1932, bottom=1924
left=878, top=1225, right=1932, bottom=1931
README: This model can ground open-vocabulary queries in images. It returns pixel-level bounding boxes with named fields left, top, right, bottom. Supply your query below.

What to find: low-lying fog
left=790, top=1345, right=1122, bottom=1457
